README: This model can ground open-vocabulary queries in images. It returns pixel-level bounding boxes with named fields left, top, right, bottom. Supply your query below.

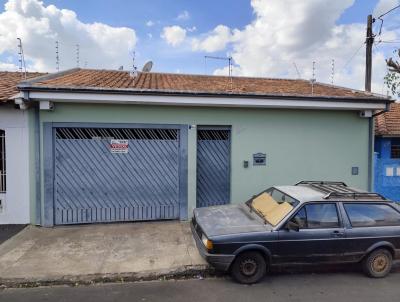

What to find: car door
left=276, top=202, right=346, bottom=264
left=340, top=202, right=400, bottom=262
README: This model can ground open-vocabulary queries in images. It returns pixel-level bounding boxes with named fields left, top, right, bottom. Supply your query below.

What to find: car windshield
left=249, top=188, right=299, bottom=226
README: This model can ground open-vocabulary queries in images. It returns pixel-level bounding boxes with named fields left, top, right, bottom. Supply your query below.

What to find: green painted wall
left=27, top=107, right=37, bottom=224
left=37, top=103, right=370, bottom=222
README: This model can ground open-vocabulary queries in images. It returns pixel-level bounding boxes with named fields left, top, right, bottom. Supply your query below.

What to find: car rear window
left=344, top=203, right=400, bottom=227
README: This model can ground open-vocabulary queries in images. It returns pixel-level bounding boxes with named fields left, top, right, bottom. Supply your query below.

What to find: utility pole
left=365, top=14, right=374, bottom=92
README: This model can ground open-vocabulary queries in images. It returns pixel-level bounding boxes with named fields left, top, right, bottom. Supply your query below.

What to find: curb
left=0, top=265, right=218, bottom=289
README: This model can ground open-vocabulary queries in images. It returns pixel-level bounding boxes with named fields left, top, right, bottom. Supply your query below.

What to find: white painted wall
left=0, top=105, right=30, bottom=224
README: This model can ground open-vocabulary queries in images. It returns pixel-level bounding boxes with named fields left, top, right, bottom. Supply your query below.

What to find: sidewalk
left=0, top=221, right=211, bottom=287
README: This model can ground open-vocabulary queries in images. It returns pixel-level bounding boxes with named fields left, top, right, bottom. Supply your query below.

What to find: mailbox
left=253, top=153, right=266, bottom=166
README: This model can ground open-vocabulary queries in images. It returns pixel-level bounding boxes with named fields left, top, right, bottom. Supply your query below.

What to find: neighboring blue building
left=374, top=103, right=400, bottom=201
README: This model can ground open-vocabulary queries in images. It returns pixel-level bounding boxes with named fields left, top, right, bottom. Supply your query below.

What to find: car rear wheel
left=231, top=251, right=266, bottom=284
left=362, top=248, right=393, bottom=278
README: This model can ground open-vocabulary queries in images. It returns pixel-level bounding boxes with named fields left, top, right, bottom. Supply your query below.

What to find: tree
left=385, top=49, right=400, bottom=97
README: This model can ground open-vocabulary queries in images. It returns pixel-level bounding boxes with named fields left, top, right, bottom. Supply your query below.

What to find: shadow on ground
left=0, top=225, right=26, bottom=245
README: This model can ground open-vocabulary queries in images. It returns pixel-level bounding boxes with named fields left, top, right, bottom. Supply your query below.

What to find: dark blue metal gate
left=53, top=127, right=181, bottom=225
left=196, top=128, right=231, bottom=207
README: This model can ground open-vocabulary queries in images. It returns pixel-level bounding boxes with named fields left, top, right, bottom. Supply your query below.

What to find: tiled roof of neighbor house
left=0, top=71, right=46, bottom=103
left=375, top=102, right=400, bottom=136
left=19, top=68, right=388, bottom=100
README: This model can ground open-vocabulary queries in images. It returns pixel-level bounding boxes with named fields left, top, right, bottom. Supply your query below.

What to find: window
left=386, top=167, right=394, bottom=177
left=344, top=203, right=400, bottom=227
left=391, top=143, right=400, bottom=159
left=291, top=203, right=340, bottom=229
left=0, top=129, right=5, bottom=193
left=268, top=189, right=298, bottom=207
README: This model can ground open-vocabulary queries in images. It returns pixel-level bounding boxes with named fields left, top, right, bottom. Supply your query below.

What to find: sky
left=0, top=0, right=399, bottom=95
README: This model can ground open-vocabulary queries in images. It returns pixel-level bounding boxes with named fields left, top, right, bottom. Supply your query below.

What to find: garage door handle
left=331, top=230, right=345, bottom=238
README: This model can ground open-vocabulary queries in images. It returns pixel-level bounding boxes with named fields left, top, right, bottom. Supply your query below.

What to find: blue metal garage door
left=196, top=128, right=231, bottom=207
left=53, top=127, right=181, bottom=225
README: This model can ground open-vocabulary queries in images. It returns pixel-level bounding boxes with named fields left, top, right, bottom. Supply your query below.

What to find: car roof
left=274, top=182, right=391, bottom=203
left=274, top=185, right=326, bottom=202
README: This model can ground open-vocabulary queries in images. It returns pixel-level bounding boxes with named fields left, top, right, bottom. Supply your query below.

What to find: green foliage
left=385, top=49, right=400, bottom=97
left=384, top=72, right=400, bottom=97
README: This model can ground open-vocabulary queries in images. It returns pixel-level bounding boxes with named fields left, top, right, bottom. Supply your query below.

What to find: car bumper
left=190, top=221, right=235, bottom=272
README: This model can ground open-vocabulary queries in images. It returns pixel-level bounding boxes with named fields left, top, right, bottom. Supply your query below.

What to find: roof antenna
left=129, top=51, right=138, bottom=79
left=293, top=62, right=301, bottom=78
left=76, top=44, right=80, bottom=67
left=204, top=55, right=233, bottom=90
left=331, top=59, right=335, bottom=85
left=310, top=61, right=316, bottom=95
left=17, top=38, right=27, bottom=79
left=55, top=41, right=60, bottom=72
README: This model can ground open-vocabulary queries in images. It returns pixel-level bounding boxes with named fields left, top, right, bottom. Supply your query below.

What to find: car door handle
left=331, top=230, right=345, bottom=238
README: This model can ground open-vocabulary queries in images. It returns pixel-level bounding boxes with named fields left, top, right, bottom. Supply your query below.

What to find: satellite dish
left=142, top=61, right=153, bottom=72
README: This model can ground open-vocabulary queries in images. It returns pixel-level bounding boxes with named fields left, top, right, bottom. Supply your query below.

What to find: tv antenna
left=331, top=59, right=335, bottom=85
left=204, top=55, right=233, bottom=91
left=17, top=38, right=27, bottom=79
left=76, top=44, right=80, bottom=67
left=55, top=41, right=60, bottom=72
left=292, top=62, right=301, bottom=78
left=142, top=61, right=153, bottom=72
left=310, top=61, right=316, bottom=95
left=129, top=51, right=138, bottom=78
left=204, top=55, right=233, bottom=77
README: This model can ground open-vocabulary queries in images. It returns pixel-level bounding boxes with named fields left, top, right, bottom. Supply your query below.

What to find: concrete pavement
left=1, top=272, right=400, bottom=302
left=0, top=221, right=209, bottom=287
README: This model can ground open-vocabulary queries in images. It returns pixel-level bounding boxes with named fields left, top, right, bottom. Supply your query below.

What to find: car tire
left=362, top=248, right=393, bottom=278
left=231, top=251, right=266, bottom=284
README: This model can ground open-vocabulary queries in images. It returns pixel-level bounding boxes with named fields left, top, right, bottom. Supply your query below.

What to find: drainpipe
left=368, top=117, right=373, bottom=191
left=368, top=102, right=391, bottom=191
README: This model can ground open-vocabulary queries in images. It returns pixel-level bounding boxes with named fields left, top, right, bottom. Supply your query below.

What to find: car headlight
left=201, top=234, right=213, bottom=250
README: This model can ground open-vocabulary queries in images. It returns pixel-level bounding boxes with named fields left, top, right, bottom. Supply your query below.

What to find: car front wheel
left=362, top=248, right=393, bottom=278
left=231, top=251, right=266, bottom=284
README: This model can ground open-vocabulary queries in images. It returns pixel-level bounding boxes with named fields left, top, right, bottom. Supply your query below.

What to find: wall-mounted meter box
left=253, top=153, right=266, bottom=166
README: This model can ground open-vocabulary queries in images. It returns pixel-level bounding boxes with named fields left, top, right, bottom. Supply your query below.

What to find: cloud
left=0, top=61, right=19, bottom=71
left=0, top=0, right=137, bottom=72
left=176, top=10, right=190, bottom=21
left=146, top=20, right=155, bottom=27
left=161, top=25, right=187, bottom=46
left=191, top=25, right=233, bottom=52
left=211, top=0, right=399, bottom=95
left=186, top=26, right=197, bottom=33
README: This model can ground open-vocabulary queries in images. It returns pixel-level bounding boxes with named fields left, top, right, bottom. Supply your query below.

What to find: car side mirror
left=285, top=221, right=300, bottom=232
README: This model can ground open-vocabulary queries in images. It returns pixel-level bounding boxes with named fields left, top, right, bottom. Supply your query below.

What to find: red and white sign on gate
left=110, top=139, right=129, bottom=154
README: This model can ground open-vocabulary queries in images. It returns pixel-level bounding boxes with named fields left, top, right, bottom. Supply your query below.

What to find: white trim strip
left=25, top=91, right=387, bottom=111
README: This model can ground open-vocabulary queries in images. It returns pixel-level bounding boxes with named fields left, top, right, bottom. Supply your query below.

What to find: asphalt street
left=1, top=270, right=400, bottom=302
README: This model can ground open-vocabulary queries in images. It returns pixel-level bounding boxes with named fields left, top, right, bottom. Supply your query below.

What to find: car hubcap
left=240, top=259, right=257, bottom=276
left=372, top=255, right=388, bottom=273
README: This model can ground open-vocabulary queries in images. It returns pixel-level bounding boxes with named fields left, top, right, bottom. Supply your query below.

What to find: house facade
left=0, top=72, right=45, bottom=224
left=375, top=102, right=400, bottom=201
left=4, top=68, right=391, bottom=226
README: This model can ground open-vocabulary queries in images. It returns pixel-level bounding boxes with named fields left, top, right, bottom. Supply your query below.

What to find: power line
left=374, top=4, right=400, bottom=38
left=340, top=42, right=364, bottom=73
left=376, top=4, right=400, bottom=19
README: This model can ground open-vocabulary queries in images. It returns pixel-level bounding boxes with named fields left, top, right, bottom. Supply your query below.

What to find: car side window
left=291, top=203, right=339, bottom=229
left=344, top=203, right=400, bottom=227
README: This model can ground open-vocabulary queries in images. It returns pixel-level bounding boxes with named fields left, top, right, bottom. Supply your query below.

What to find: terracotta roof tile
left=375, top=102, right=400, bottom=136
left=26, top=68, right=386, bottom=100
left=0, top=71, right=46, bottom=103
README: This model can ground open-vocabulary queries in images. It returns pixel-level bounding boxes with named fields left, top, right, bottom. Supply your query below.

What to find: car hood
left=193, top=204, right=271, bottom=237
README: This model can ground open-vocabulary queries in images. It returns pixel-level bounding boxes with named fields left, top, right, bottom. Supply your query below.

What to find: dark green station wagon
left=191, top=181, right=400, bottom=284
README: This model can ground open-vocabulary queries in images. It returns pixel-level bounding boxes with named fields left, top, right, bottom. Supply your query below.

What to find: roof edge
left=18, top=68, right=81, bottom=87
left=19, top=85, right=392, bottom=104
